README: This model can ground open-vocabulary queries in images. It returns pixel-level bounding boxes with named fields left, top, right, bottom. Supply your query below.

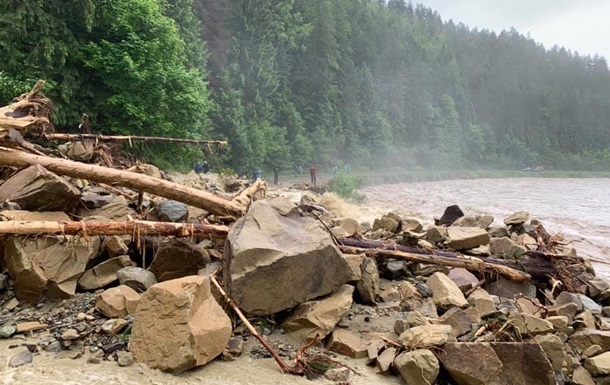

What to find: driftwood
left=0, top=80, right=53, bottom=136
left=339, top=237, right=587, bottom=284
left=340, top=245, right=531, bottom=282
left=42, top=133, right=228, bottom=147
left=0, top=220, right=229, bottom=239
left=231, top=179, right=267, bottom=209
left=0, top=146, right=246, bottom=218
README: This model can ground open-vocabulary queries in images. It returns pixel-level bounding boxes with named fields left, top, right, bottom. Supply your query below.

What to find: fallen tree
left=0, top=80, right=53, bottom=137
left=338, top=237, right=587, bottom=284
left=0, top=146, right=246, bottom=218
left=340, top=245, right=532, bottom=282
left=41, top=133, right=228, bottom=147
left=0, top=220, right=229, bottom=239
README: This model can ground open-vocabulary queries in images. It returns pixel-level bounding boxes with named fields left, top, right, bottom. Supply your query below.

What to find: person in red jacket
left=310, top=165, right=317, bottom=184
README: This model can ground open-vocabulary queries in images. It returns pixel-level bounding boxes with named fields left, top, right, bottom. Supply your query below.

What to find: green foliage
left=329, top=173, right=366, bottom=202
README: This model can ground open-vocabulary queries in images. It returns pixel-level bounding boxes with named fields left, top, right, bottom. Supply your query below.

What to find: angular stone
left=426, top=226, right=448, bottom=243
left=324, top=367, right=352, bottom=383
left=504, top=211, right=529, bottom=226
left=477, top=215, right=494, bottom=229
left=534, top=334, right=565, bottom=372
left=356, top=257, right=379, bottom=305
left=338, top=218, right=361, bottom=235
left=61, top=329, right=80, bottom=341
left=80, top=192, right=114, bottom=209
left=80, top=196, right=135, bottom=221
left=489, top=237, right=527, bottom=258
left=446, top=227, right=490, bottom=250
left=130, top=276, right=231, bottom=373
left=401, top=217, right=423, bottom=233
left=439, top=205, right=464, bottom=226
left=78, top=255, right=133, bottom=290
left=436, top=342, right=502, bottom=385
left=326, top=329, right=368, bottom=358
left=437, top=307, right=473, bottom=337
left=398, top=281, right=422, bottom=300
left=0, top=165, right=80, bottom=211
left=117, top=351, right=135, bottom=367
left=572, top=366, right=595, bottom=385
left=468, top=288, right=497, bottom=317
left=95, top=285, right=140, bottom=318
left=116, top=266, right=158, bottom=293
left=448, top=268, right=479, bottom=292
left=589, top=278, right=610, bottom=298
left=546, top=315, right=570, bottom=332
left=584, top=352, right=610, bottom=376
left=376, top=347, right=397, bottom=373
left=9, top=350, right=33, bottom=368
left=101, top=318, right=129, bottom=335
left=103, top=236, right=129, bottom=258
left=516, top=233, right=537, bottom=250
left=485, top=277, right=537, bottom=299
left=394, top=349, right=439, bottom=385
left=557, top=292, right=602, bottom=315
left=453, top=215, right=480, bottom=227
left=0, top=273, right=8, bottom=291
left=149, top=238, right=210, bottom=282
left=405, top=311, right=430, bottom=327
left=427, top=272, right=468, bottom=308
left=378, top=287, right=401, bottom=303
left=16, top=321, right=47, bottom=333
left=570, top=330, right=610, bottom=352
left=224, top=198, right=352, bottom=315
left=547, top=302, right=579, bottom=320
left=383, top=259, right=410, bottom=279
left=508, top=313, right=554, bottom=335
left=5, top=235, right=100, bottom=303
left=156, top=200, right=189, bottom=223
left=490, top=342, right=555, bottom=385
left=488, top=226, right=510, bottom=238
left=342, top=254, right=363, bottom=282
left=373, top=212, right=401, bottom=233
left=282, top=285, right=354, bottom=342
left=398, top=324, right=454, bottom=349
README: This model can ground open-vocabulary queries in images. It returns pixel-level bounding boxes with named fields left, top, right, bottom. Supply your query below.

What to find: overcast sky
left=414, top=0, right=610, bottom=59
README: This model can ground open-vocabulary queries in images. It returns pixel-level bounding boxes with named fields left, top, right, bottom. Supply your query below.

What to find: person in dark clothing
left=273, top=167, right=279, bottom=185
left=252, top=167, right=262, bottom=181
left=310, top=165, right=317, bottom=184
left=202, top=160, right=210, bottom=173
left=194, top=162, right=203, bottom=174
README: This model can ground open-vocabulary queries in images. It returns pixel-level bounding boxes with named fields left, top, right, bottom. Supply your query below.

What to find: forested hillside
left=1, top=0, right=609, bottom=171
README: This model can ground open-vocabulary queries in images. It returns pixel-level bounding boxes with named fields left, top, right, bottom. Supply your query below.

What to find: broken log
left=0, top=147, right=246, bottom=217
left=338, top=237, right=590, bottom=286
left=0, top=80, right=53, bottom=136
left=41, top=133, right=228, bottom=147
left=231, top=179, right=267, bottom=209
left=340, top=245, right=531, bottom=282
left=0, top=220, right=229, bottom=239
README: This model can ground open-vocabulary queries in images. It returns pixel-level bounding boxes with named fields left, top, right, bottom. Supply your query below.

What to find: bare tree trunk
left=0, top=147, right=245, bottom=218
left=0, top=220, right=229, bottom=239
left=41, top=133, right=228, bottom=147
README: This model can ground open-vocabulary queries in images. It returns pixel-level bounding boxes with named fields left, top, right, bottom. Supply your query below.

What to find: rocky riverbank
left=0, top=169, right=609, bottom=385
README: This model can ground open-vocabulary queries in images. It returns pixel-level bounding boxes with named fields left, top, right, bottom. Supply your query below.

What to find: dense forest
left=1, top=0, right=609, bottom=172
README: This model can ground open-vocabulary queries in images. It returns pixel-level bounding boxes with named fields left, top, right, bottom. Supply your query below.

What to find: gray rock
left=117, top=266, right=158, bottom=293
left=156, top=200, right=189, bottom=222
left=9, top=350, right=33, bottom=368
left=439, top=205, right=464, bottom=226
left=382, top=260, right=410, bottom=279
left=117, top=351, right=134, bottom=367
left=224, top=198, right=352, bottom=315
left=0, top=324, right=16, bottom=338
left=149, top=238, right=211, bottom=282
left=485, top=277, right=537, bottom=299
left=44, top=341, right=62, bottom=353
left=0, top=273, right=8, bottom=291
left=356, top=258, right=379, bottom=305
left=504, top=211, right=529, bottom=226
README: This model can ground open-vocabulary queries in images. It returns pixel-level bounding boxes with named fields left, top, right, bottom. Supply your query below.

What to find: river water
left=361, top=177, right=610, bottom=276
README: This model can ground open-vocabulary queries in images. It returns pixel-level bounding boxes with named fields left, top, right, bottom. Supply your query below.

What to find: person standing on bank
left=202, top=160, right=210, bottom=173
left=310, top=165, right=317, bottom=184
left=273, top=166, right=279, bottom=185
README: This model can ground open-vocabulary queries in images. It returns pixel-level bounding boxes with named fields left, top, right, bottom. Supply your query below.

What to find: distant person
left=202, top=160, right=210, bottom=173
left=310, top=165, right=317, bottom=184
left=194, top=161, right=203, bottom=174
left=297, top=165, right=303, bottom=175
left=252, top=167, right=262, bottom=181
left=273, top=167, right=279, bottom=185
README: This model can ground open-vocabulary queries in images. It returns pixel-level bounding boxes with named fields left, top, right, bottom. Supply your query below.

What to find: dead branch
left=0, top=146, right=244, bottom=218
left=0, top=220, right=229, bottom=239
left=41, top=133, right=228, bottom=147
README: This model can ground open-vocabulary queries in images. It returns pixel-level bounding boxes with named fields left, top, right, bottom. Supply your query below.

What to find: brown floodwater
left=362, top=177, right=610, bottom=276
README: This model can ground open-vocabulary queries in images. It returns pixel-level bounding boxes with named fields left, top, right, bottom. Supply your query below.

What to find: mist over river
left=361, top=178, right=610, bottom=277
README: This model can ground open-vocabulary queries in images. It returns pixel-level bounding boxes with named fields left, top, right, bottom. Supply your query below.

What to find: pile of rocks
left=0, top=166, right=607, bottom=385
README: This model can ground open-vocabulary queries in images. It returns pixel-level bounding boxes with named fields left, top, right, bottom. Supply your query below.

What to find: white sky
left=414, top=0, right=610, bottom=59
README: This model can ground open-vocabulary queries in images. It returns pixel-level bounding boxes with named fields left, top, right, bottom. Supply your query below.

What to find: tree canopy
left=1, top=0, right=609, bottom=171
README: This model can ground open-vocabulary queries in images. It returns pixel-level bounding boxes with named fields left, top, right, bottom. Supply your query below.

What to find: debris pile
left=0, top=82, right=608, bottom=385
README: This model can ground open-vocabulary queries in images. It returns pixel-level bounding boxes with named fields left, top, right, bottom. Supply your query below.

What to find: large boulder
left=282, top=285, right=354, bottom=342
left=117, top=266, right=158, bottom=293
left=5, top=236, right=100, bottom=303
left=149, top=238, right=211, bottom=282
left=223, top=198, right=352, bottom=315
left=79, top=196, right=135, bottom=221
left=489, top=237, right=526, bottom=258
left=326, top=329, right=368, bottom=358
left=446, top=227, right=490, bottom=250
left=437, top=342, right=555, bottom=385
left=439, top=205, right=464, bottom=226
left=356, top=257, right=379, bottom=305
left=155, top=200, right=189, bottom=223
left=130, top=276, right=231, bottom=373
left=0, top=165, right=80, bottom=211
left=78, top=255, right=133, bottom=290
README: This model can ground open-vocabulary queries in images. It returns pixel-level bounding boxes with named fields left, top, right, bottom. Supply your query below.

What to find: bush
left=329, top=173, right=366, bottom=202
